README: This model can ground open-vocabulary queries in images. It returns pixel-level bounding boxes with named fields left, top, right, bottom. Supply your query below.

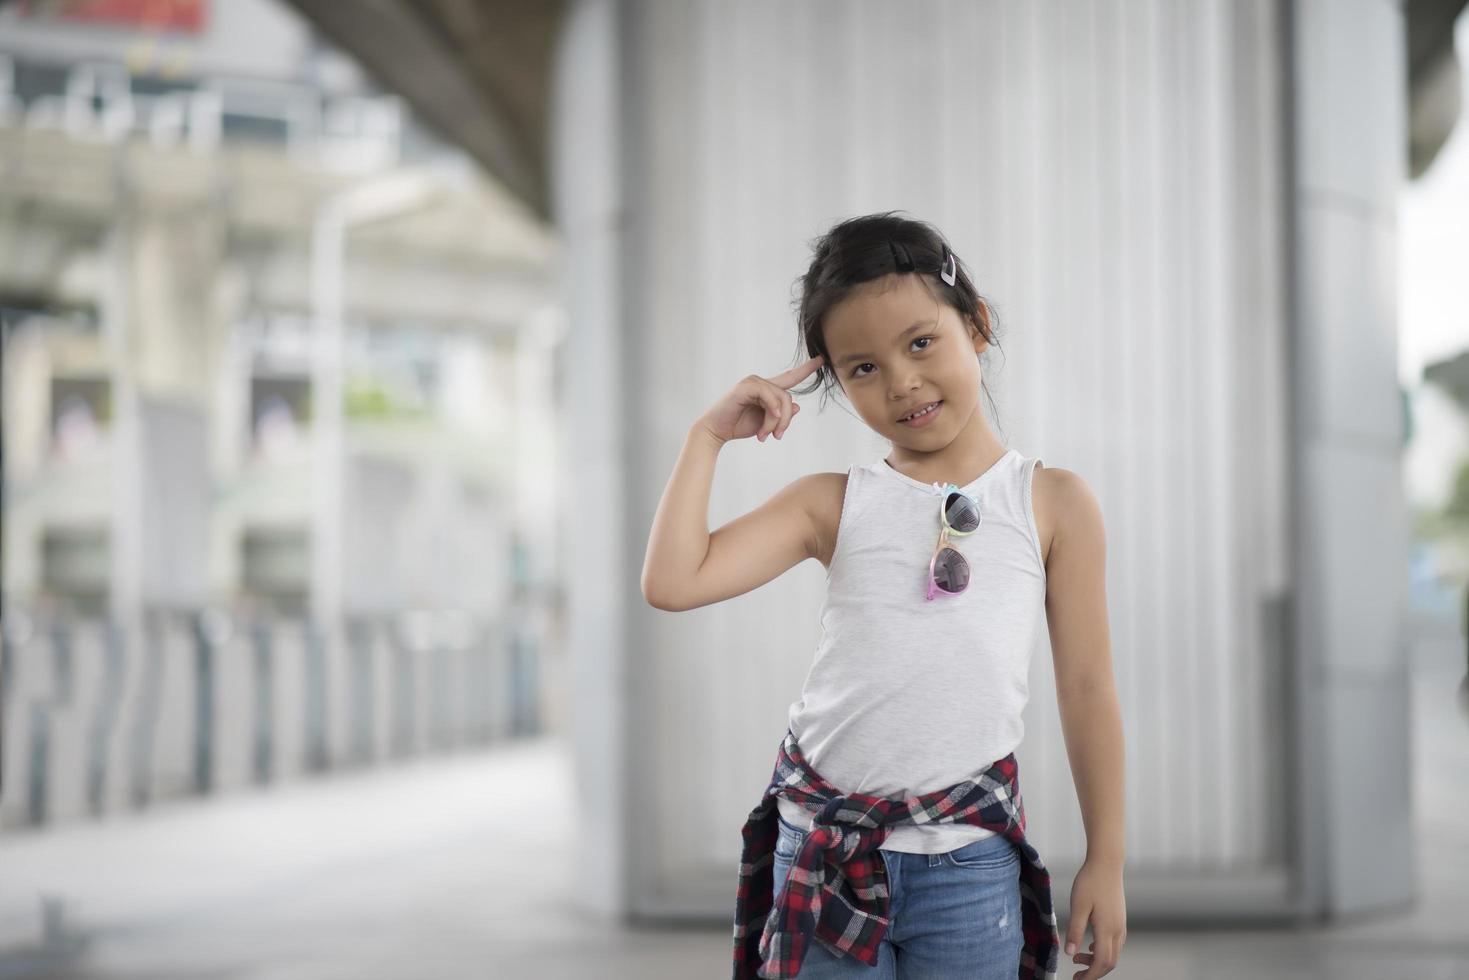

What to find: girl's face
left=823, top=273, right=988, bottom=444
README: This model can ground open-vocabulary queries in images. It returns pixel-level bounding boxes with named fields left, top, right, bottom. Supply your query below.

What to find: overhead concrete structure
left=282, top=0, right=1466, bottom=213
left=284, top=0, right=564, bottom=220
left=1408, top=0, right=1469, bottom=175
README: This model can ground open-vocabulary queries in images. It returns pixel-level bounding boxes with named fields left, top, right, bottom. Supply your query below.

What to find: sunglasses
left=927, top=483, right=982, bottom=600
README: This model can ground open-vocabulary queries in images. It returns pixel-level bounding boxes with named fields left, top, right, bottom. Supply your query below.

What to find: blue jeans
left=771, top=811, right=1023, bottom=979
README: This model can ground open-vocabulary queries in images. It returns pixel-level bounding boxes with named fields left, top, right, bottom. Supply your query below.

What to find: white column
left=550, top=0, right=631, bottom=920
left=1287, top=0, right=1414, bottom=918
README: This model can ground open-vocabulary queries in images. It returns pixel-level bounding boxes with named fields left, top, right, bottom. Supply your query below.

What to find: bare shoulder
left=1031, top=463, right=1104, bottom=570
left=802, top=471, right=850, bottom=570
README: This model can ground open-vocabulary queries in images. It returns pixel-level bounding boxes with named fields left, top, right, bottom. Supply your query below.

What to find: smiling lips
left=898, top=400, right=943, bottom=425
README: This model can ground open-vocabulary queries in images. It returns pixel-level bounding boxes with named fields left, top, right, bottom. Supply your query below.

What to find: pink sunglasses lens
left=933, top=547, right=970, bottom=594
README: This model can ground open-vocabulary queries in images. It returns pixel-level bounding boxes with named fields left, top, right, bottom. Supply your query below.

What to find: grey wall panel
left=970, top=0, right=1295, bottom=880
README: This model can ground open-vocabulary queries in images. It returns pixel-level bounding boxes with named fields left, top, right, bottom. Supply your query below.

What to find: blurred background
left=1, top=0, right=1466, bottom=978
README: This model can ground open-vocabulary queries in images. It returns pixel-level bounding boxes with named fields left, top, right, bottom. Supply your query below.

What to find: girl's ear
left=968, top=299, right=993, bottom=356
left=967, top=315, right=989, bottom=357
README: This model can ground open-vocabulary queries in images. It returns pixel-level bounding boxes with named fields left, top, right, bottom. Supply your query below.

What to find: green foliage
left=343, top=378, right=429, bottom=421
left=1446, top=459, right=1469, bottom=528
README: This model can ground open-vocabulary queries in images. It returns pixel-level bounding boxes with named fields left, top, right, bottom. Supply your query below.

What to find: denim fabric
left=770, top=812, right=1023, bottom=979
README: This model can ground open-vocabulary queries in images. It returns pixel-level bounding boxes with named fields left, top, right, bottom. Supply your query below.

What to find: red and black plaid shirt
left=731, top=727, right=1059, bottom=979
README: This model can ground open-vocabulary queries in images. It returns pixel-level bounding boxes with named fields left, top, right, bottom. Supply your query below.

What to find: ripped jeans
left=771, top=810, right=1023, bottom=980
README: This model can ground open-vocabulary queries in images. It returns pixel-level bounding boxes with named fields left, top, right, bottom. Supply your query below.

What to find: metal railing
left=0, top=605, right=545, bottom=830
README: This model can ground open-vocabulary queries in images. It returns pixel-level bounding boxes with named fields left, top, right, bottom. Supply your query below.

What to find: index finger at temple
left=766, top=354, right=824, bottom=390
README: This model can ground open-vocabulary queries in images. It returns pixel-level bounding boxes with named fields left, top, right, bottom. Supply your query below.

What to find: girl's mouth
left=898, top=401, right=942, bottom=427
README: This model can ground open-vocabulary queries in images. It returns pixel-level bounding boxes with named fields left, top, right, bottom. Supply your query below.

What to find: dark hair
left=788, top=211, right=1003, bottom=426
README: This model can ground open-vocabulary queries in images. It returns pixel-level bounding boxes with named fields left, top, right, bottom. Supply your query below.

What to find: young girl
left=641, top=213, right=1126, bottom=980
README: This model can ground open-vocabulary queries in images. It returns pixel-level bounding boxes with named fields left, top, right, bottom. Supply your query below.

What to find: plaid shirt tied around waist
left=731, top=727, right=1059, bottom=979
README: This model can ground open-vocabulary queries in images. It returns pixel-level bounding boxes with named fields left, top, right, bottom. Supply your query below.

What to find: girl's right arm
left=640, top=356, right=825, bottom=612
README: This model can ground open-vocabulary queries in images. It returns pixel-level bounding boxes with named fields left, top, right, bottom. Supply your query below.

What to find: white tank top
left=777, top=447, right=1048, bottom=854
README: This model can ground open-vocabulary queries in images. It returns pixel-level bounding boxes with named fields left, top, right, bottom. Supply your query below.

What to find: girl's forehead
left=825, top=275, right=945, bottom=340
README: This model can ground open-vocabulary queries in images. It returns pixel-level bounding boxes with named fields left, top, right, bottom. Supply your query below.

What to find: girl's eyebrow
left=834, top=320, right=936, bottom=366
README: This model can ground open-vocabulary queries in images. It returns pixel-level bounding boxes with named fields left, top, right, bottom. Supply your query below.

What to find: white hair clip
left=940, top=247, right=957, bottom=287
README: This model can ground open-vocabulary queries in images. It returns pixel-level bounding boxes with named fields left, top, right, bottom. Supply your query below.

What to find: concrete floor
left=2, top=636, right=1466, bottom=980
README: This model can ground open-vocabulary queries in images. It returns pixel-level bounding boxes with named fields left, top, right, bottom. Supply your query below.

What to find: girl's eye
left=850, top=336, right=936, bottom=378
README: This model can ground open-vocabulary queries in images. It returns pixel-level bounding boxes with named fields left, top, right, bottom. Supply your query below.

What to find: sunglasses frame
left=926, top=482, right=981, bottom=601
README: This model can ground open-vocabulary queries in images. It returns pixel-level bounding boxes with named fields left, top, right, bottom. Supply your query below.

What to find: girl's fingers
left=766, top=354, right=824, bottom=391
left=746, top=358, right=819, bottom=443
left=778, top=394, right=799, bottom=438
left=756, top=387, right=784, bottom=441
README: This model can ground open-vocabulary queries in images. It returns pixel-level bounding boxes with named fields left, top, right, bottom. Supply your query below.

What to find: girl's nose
left=889, top=375, right=922, bottom=401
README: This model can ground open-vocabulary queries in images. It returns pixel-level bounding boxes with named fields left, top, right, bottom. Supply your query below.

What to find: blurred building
left=1, top=0, right=564, bottom=828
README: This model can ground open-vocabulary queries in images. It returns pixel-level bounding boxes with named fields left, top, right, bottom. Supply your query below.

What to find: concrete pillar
left=1286, top=0, right=1414, bottom=919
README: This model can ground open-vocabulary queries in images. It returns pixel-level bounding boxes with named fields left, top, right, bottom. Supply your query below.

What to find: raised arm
left=640, top=356, right=824, bottom=612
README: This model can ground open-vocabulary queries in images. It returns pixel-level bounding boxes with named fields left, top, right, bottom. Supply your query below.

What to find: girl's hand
left=696, top=355, right=823, bottom=445
left=1063, top=856, right=1127, bottom=979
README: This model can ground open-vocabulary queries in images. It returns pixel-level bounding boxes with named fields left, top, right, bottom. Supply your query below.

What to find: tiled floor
left=2, top=637, right=1466, bottom=980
